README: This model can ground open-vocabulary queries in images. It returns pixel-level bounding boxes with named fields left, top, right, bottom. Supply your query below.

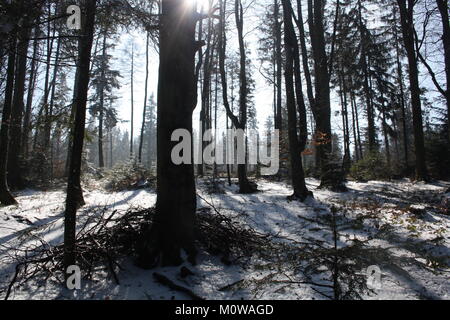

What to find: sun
left=187, top=0, right=213, bottom=11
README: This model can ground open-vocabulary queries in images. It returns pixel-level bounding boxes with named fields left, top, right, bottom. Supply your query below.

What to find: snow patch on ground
left=0, top=178, right=449, bottom=300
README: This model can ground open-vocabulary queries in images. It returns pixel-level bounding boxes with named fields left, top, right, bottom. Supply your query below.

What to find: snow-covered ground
left=0, top=178, right=449, bottom=300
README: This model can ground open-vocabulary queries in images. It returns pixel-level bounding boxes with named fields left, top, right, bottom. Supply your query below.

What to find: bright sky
left=109, top=0, right=445, bottom=148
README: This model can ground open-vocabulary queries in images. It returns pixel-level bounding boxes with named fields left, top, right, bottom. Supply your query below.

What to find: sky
left=100, top=0, right=446, bottom=150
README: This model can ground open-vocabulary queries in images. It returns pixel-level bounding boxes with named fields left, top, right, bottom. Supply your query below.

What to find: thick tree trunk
left=0, top=41, right=18, bottom=206
left=137, top=0, right=198, bottom=268
left=282, top=0, right=312, bottom=201
left=308, top=0, right=346, bottom=191
left=397, top=0, right=428, bottom=181
left=64, top=0, right=97, bottom=270
left=8, top=26, right=30, bottom=190
left=435, top=0, right=450, bottom=141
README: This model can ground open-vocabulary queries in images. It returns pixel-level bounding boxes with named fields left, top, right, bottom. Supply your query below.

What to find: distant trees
left=89, top=29, right=121, bottom=168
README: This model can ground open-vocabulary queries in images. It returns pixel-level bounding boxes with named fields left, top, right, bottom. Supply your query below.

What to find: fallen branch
left=153, top=272, right=204, bottom=300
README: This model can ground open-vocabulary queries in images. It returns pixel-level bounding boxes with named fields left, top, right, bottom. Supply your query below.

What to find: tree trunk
left=48, top=33, right=62, bottom=180
left=393, top=6, right=410, bottom=169
left=308, top=0, right=346, bottom=191
left=274, top=0, right=283, bottom=131
left=351, top=92, right=363, bottom=160
left=281, top=0, right=312, bottom=201
left=350, top=88, right=360, bottom=162
left=130, top=43, right=135, bottom=158
left=357, top=0, right=376, bottom=152
left=397, top=0, right=428, bottom=181
left=339, top=73, right=351, bottom=172
left=137, top=0, right=198, bottom=268
left=0, top=40, right=18, bottom=206
left=295, top=0, right=315, bottom=110
left=435, top=0, right=450, bottom=141
left=8, top=26, right=30, bottom=190
left=98, top=31, right=107, bottom=168
left=235, top=0, right=257, bottom=194
left=198, top=16, right=213, bottom=177
left=218, top=0, right=256, bottom=193
left=64, top=0, right=97, bottom=270
left=139, top=32, right=150, bottom=164
left=22, top=26, right=40, bottom=160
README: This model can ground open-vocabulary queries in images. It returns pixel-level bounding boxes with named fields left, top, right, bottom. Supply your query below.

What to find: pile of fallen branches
left=2, top=208, right=151, bottom=299
left=2, top=201, right=275, bottom=299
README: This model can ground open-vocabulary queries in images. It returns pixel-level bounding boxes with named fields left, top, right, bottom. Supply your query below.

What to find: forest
left=0, top=0, right=449, bottom=301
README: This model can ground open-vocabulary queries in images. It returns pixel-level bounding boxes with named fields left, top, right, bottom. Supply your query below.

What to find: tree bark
left=235, top=0, right=257, bottom=194
left=357, top=0, right=376, bottom=152
left=130, top=43, right=135, bottom=158
left=295, top=0, right=315, bottom=110
left=22, top=26, right=40, bottom=160
left=274, top=0, right=283, bottom=131
left=64, top=0, right=97, bottom=270
left=217, top=0, right=256, bottom=194
left=281, top=0, right=312, bottom=201
left=139, top=32, right=150, bottom=164
left=98, top=31, right=107, bottom=168
left=308, top=0, right=347, bottom=191
left=393, top=5, right=410, bottom=169
left=137, top=0, right=198, bottom=268
left=435, top=0, right=450, bottom=141
left=8, top=25, right=30, bottom=190
left=397, top=0, right=428, bottom=181
left=0, top=40, right=18, bottom=206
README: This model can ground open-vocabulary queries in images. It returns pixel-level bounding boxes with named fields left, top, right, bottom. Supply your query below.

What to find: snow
left=0, top=178, right=449, bottom=300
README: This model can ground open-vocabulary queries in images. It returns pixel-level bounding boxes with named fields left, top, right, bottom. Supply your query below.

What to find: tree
left=7, top=21, right=30, bottom=190
left=90, top=29, right=121, bottom=168
left=64, top=0, right=97, bottom=271
left=218, top=0, right=257, bottom=194
left=137, top=0, right=199, bottom=268
left=281, top=0, right=312, bottom=201
left=308, top=0, right=347, bottom=191
left=0, top=37, right=18, bottom=206
left=138, top=31, right=150, bottom=163
left=435, top=0, right=450, bottom=141
left=396, top=0, right=428, bottom=181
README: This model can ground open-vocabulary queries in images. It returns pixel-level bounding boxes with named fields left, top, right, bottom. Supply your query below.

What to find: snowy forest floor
left=0, top=177, right=449, bottom=300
